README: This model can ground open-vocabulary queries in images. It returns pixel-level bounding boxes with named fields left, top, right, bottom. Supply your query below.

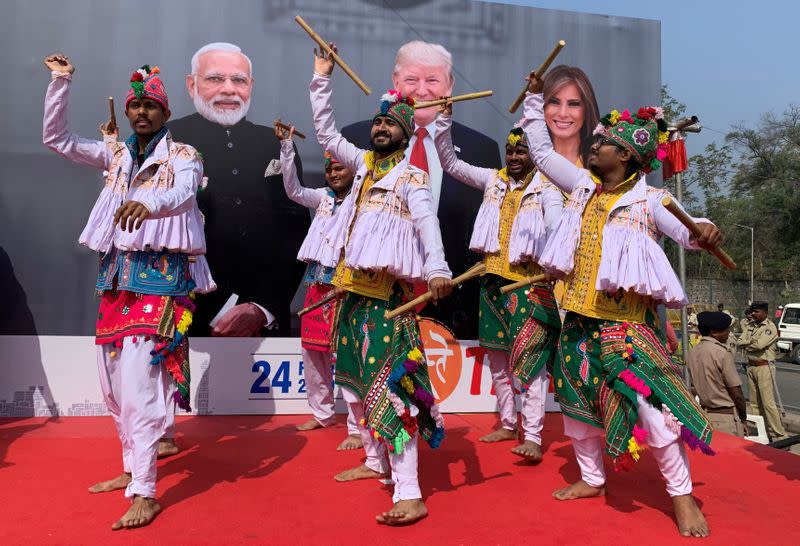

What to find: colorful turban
left=126, top=65, right=168, bottom=111
left=507, top=127, right=528, bottom=148
left=373, top=90, right=415, bottom=137
left=324, top=151, right=340, bottom=168
left=593, top=107, right=669, bottom=173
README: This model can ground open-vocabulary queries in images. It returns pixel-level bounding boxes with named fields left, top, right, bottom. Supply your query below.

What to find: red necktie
left=409, top=127, right=430, bottom=311
left=409, top=127, right=429, bottom=173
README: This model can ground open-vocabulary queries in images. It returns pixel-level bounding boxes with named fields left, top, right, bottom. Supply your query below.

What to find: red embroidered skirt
left=301, top=283, right=339, bottom=351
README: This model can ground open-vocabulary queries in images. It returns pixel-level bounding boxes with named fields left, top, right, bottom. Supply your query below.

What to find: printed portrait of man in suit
left=169, top=42, right=309, bottom=337
left=341, top=41, right=501, bottom=339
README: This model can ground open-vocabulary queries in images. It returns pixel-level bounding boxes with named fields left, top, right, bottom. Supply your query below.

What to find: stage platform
left=1, top=414, right=798, bottom=544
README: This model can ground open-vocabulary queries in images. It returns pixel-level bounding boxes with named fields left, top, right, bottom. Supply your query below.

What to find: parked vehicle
left=776, top=303, right=800, bottom=363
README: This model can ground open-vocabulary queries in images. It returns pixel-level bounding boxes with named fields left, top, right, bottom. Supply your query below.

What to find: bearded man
left=169, top=42, right=309, bottom=337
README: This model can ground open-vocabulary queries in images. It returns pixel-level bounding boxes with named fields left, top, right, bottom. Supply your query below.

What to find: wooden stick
left=295, top=15, right=372, bottom=95
left=661, top=196, right=737, bottom=270
left=500, top=273, right=550, bottom=294
left=384, top=263, right=487, bottom=320
left=107, top=97, right=116, bottom=131
left=297, top=290, right=338, bottom=317
left=414, top=90, right=494, bottom=110
left=508, top=40, right=566, bottom=113
left=273, top=119, right=307, bottom=140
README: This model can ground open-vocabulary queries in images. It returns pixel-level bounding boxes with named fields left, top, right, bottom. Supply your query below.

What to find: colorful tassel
left=618, top=369, right=652, bottom=397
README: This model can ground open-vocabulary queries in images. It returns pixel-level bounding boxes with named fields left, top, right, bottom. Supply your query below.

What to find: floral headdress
left=507, top=127, right=528, bottom=148
left=125, top=65, right=168, bottom=110
left=593, top=106, right=669, bottom=173
left=373, top=90, right=415, bottom=137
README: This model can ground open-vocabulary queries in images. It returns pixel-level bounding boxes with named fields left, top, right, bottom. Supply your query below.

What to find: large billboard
left=0, top=0, right=660, bottom=415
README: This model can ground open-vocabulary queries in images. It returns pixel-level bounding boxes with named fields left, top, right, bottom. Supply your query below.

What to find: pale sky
left=492, top=0, right=798, bottom=157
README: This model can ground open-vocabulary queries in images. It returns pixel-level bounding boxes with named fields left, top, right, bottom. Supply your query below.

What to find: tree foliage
left=662, top=88, right=800, bottom=281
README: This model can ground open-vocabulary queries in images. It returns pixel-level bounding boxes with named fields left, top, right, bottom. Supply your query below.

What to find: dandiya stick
left=661, top=196, right=737, bottom=270
left=500, top=273, right=550, bottom=294
left=414, top=90, right=494, bottom=110
left=384, top=263, right=487, bottom=320
left=108, top=97, right=116, bottom=131
left=295, top=15, right=372, bottom=95
left=508, top=39, right=566, bottom=113
left=297, top=290, right=338, bottom=317
left=274, top=119, right=307, bottom=140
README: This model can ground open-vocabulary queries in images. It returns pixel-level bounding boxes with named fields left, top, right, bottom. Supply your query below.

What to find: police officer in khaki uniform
left=687, top=312, right=747, bottom=437
left=738, top=301, right=788, bottom=440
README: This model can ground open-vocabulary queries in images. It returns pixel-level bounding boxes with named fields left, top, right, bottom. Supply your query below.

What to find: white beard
left=193, top=92, right=251, bottom=127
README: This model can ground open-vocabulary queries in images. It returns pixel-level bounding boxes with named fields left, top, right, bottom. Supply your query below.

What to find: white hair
left=190, top=42, right=253, bottom=76
left=393, top=41, right=453, bottom=83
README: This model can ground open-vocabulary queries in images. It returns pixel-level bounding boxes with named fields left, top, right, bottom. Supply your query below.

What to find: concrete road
left=738, top=360, right=800, bottom=413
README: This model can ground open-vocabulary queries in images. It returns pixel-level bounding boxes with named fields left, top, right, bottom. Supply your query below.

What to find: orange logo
left=418, top=318, right=462, bottom=403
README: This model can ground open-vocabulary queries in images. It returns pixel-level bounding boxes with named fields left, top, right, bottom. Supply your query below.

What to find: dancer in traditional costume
left=522, top=73, right=722, bottom=538
left=310, top=45, right=452, bottom=524
left=434, top=101, right=562, bottom=461
left=43, top=54, right=214, bottom=530
left=275, top=124, right=362, bottom=450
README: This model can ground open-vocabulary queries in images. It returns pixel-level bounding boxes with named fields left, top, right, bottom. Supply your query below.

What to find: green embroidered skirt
left=555, top=310, right=713, bottom=460
left=334, top=285, right=444, bottom=453
left=510, top=284, right=561, bottom=385
left=478, top=274, right=531, bottom=352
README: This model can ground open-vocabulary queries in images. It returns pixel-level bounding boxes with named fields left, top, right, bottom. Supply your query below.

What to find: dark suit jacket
left=341, top=120, right=501, bottom=339
left=169, top=113, right=310, bottom=336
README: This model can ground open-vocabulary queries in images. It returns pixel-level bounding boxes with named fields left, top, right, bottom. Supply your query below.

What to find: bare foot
left=376, top=499, right=428, bottom=525
left=511, top=440, right=543, bottom=462
left=479, top=428, right=517, bottom=443
left=334, top=464, right=389, bottom=482
left=337, top=433, right=363, bottom=451
left=88, top=472, right=131, bottom=494
left=673, top=494, right=710, bottom=538
left=157, top=438, right=179, bottom=459
left=111, top=496, right=162, bottom=530
left=552, top=479, right=606, bottom=501
left=296, top=418, right=324, bottom=431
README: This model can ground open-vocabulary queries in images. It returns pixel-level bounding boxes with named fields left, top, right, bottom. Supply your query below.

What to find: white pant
left=520, top=367, right=548, bottom=444
left=344, top=389, right=421, bottom=503
left=487, top=349, right=516, bottom=431
left=303, top=348, right=358, bottom=434
left=164, top=381, right=176, bottom=439
left=563, top=394, right=692, bottom=497
left=96, top=337, right=170, bottom=499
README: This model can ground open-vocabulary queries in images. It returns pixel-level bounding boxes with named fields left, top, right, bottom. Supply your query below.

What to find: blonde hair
left=393, top=41, right=453, bottom=84
left=542, top=65, right=600, bottom=166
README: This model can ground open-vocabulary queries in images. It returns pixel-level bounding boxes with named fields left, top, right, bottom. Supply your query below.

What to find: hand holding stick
left=508, top=39, right=566, bottom=113
left=500, top=273, right=550, bottom=294
left=274, top=119, right=307, bottom=140
left=107, top=97, right=117, bottom=133
left=298, top=290, right=339, bottom=317
left=99, top=97, right=118, bottom=138
left=415, top=90, right=493, bottom=110
left=661, top=196, right=736, bottom=270
left=384, top=263, right=487, bottom=320
left=295, top=15, right=371, bottom=95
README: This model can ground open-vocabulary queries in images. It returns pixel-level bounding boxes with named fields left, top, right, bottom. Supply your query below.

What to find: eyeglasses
left=197, top=74, right=251, bottom=88
left=595, top=135, right=624, bottom=150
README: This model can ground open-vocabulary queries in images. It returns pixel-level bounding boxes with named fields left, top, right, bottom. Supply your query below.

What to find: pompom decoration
left=595, top=104, right=672, bottom=174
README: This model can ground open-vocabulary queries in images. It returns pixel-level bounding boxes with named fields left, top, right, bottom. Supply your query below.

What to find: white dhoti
left=487, top=349, right=517, bottom=431
left=303, top=348, right=358, bottom=434
left=563, top=394, right=692, bottom=497
left=343, top=388, right=421, bottom=502
left=520, top=367, right=549, bottom=444
left=96, top=337, right=171, bottom=499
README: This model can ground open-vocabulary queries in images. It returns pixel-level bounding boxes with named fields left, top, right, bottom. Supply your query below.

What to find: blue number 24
left=250, top=360, right=294, bottom=394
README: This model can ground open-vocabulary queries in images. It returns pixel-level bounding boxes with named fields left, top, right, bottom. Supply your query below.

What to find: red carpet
left=1, top=414, right=798, bottom=545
